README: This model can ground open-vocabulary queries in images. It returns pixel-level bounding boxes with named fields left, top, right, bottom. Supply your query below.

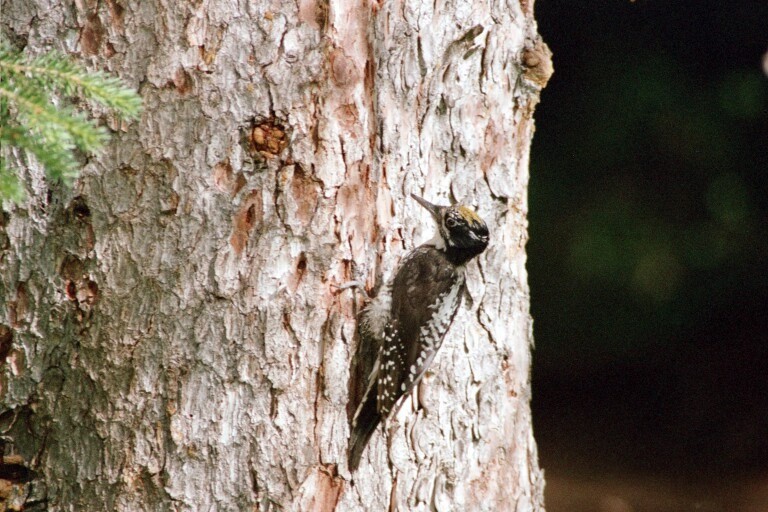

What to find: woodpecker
left=348, top=193, right=489, bottom=470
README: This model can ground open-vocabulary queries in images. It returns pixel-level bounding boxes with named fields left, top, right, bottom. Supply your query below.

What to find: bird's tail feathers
left=348, top=382, right=381, bottom=471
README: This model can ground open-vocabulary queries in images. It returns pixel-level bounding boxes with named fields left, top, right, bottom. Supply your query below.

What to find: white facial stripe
left=440, top=218, right=454, bottom=247
left=468, top=230, right=488, bottom=242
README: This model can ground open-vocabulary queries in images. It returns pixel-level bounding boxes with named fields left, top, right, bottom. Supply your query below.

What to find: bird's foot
left=333, top=280, right=371, bottom=301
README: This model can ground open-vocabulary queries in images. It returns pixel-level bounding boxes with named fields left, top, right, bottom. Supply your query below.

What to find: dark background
left=528, top=1, right=768, bottom=510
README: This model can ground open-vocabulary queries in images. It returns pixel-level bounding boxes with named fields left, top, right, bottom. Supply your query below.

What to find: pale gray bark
left=0, top=0, right=550, bottom=510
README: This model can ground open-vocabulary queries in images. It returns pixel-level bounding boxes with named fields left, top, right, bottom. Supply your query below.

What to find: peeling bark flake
left=80, top=13, right=104, bottom=56
left=230, top=190, right=264, bottom=255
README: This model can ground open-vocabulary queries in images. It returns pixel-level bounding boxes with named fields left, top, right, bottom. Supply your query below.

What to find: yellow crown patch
left=457, top=205, right=483, bottom=225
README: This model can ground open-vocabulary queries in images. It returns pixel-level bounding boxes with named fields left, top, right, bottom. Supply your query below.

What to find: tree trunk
left=0, top=0, right=551, bottom=510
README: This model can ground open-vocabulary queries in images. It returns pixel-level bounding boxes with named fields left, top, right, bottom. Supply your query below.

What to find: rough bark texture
left=0, top=0, right=550, bottom=510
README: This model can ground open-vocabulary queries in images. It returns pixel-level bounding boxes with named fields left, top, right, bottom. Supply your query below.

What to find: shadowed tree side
left=0, top=0, right=550, bottom=510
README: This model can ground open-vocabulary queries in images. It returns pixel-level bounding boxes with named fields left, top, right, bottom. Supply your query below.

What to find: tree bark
left=0, top=0, right=551, bottom=510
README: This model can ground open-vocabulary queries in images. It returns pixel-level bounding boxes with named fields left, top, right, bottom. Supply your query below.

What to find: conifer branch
left=0, top=44, right=143, bottom=201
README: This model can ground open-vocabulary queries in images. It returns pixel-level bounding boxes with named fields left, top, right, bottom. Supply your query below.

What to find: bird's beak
left=411, top=194, right=441, bottom=221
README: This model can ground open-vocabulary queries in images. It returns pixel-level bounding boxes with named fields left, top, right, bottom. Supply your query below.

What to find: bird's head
left=412, top=194, right=489, bottom=257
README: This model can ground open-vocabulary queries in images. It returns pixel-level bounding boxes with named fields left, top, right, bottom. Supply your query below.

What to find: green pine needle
left=0, top=44, right=143, bottom=202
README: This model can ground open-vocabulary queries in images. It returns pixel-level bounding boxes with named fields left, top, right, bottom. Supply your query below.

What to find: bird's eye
left=445, top=217, right=459, bottom=228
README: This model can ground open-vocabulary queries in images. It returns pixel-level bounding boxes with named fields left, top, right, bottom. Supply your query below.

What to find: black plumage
left=348, top=194, right=489, bottom=471
left=377, top=247, right=464, bottom=415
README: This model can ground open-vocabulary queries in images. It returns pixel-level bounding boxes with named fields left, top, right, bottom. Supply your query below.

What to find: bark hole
left=0, top=325, right=12, bottom=364
left=69, top=196, right=91, bottom=221
left=0, top=454, right=36, bottom=484
left=296, top=252, right=307, bottom=274
left=250, top=121, right=288, bottom=158
left=230, top=190, right=263, bottom=255
left=65, top=281, right=78, bottom=302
